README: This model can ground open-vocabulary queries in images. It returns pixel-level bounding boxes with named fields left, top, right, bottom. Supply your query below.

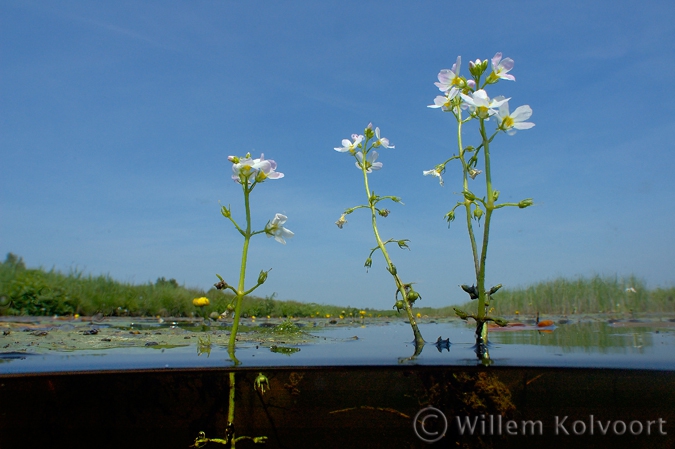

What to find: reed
left=463, top=274, right=675, bottom=316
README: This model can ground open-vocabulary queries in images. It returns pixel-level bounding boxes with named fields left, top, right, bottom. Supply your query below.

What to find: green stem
left=457, top=111, right=479, bottom=275
left=228, top=372, right=236, bottom=447
left=476, top=119, right=494, bottom=327
left=228, top=183, right=253, bottom=364
left=360, top=144, right=424, bottom=354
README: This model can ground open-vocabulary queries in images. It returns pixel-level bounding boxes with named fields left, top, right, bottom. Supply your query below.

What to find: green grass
left=0, top=253, right=396, bottom=318
left=2, top=254, right=674, bottom=318
left=459, top=274, right=675, bottom=316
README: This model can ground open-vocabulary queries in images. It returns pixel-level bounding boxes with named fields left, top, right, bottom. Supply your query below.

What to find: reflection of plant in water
left=196, top=334, right=211, bottom=357
left=333, top=124, right=425, bottom=356
left=425, top=53, right=535, bottom=361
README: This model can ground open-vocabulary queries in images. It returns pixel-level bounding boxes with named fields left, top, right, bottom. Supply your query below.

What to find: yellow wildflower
left=193, top=297, right=210, bottom=307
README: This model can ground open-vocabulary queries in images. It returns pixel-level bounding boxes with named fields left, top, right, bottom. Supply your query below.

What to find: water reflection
left=1, top=317, right=674, bottom=373
left=488, top=321, right=658, bottom=354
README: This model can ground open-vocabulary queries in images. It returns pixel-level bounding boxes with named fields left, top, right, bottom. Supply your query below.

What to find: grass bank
left=2, top=254, right=673, bottom=318
left=0, top=253, right=394, bottom=318
left=459, top=274, right=675, bottom=316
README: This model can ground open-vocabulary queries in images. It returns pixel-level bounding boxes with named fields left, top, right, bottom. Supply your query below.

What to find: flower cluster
left=334, top=123, right=394, bottom=173
left=228, top=153, right=284, bottom=185
left=427, top=52, right=534, bottom=136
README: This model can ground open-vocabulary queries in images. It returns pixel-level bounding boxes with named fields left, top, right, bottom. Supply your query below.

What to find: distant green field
left=0, top=253, right=397, bottom=318
left=458, top=274, right=675, bottom=316
left=1, top=253, right=673, bottom=318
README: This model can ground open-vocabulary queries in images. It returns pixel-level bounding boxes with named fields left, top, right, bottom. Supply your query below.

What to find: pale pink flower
left=434, top=56, right=462, bottom=92
left=491, top=52, right=515, bottom=81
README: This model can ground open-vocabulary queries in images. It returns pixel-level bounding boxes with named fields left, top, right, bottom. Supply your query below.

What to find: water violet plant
left=334, top=124, right=425, bottom=355
left=215, top=153, right=293, bottom=363
left=425, top=53, right=535, bottom=360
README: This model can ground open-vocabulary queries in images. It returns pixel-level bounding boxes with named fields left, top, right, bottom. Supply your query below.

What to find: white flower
left=423, top=167, right=444, bottom=186
left=374, top=127, right=394, bottom=148
left=334, top=134, right=364, bottom=153
left=265, top=213, right=294, bottom=244
left=460, top=89, right=509, bottom=119
left=428, top=87, right=459, bottom=111
left=468, top=168, right=482, bottom=179
left=496, top=103, right=534, bottom=135
left=355, top=150, right=383, bottom=173
left=335, top=214, right=347, bottom=229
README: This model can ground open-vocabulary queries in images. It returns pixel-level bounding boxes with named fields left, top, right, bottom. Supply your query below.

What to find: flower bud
left=453, top=307, right=469, bottom=320
left=463, top=190, right=476, bottom=202
left=221, top=205, right=231, bottom=218
left=492, top=190, right=500, bottom=201
left=378, top=209, right=390, bottom=217
left=461, top=284, right=479, bottom=300
left=257, top=269, right=269, bottom=285
left=364, top=257, right=373, bottom=269
left=492, top=318, right=508, bottom=327
left=214, top=280, right=228, bottom=290
left=364, top=123, right=375, bottom=139
left=473, top=205, right=484, bottom=220
left=228, top=156, right=239, bottom=164
left=518, top=198, right=534, bottom=208
left=387, top=264, right=397, bottom=275
left=468, top=59, right=487, bottom=78
left=397, top=240, right=410, bottom=250
left=489, top=284, right=503, bottom=295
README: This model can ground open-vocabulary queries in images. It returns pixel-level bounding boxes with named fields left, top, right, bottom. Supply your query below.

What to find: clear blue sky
left=2, top=1, right=674, bottom=309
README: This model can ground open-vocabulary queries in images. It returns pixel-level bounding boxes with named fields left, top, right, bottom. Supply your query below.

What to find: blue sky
left=2, top=0, right=674, bottom=309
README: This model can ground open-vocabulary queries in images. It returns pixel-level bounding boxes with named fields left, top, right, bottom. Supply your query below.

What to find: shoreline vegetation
left=1, top=253, right=673, bottom=319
